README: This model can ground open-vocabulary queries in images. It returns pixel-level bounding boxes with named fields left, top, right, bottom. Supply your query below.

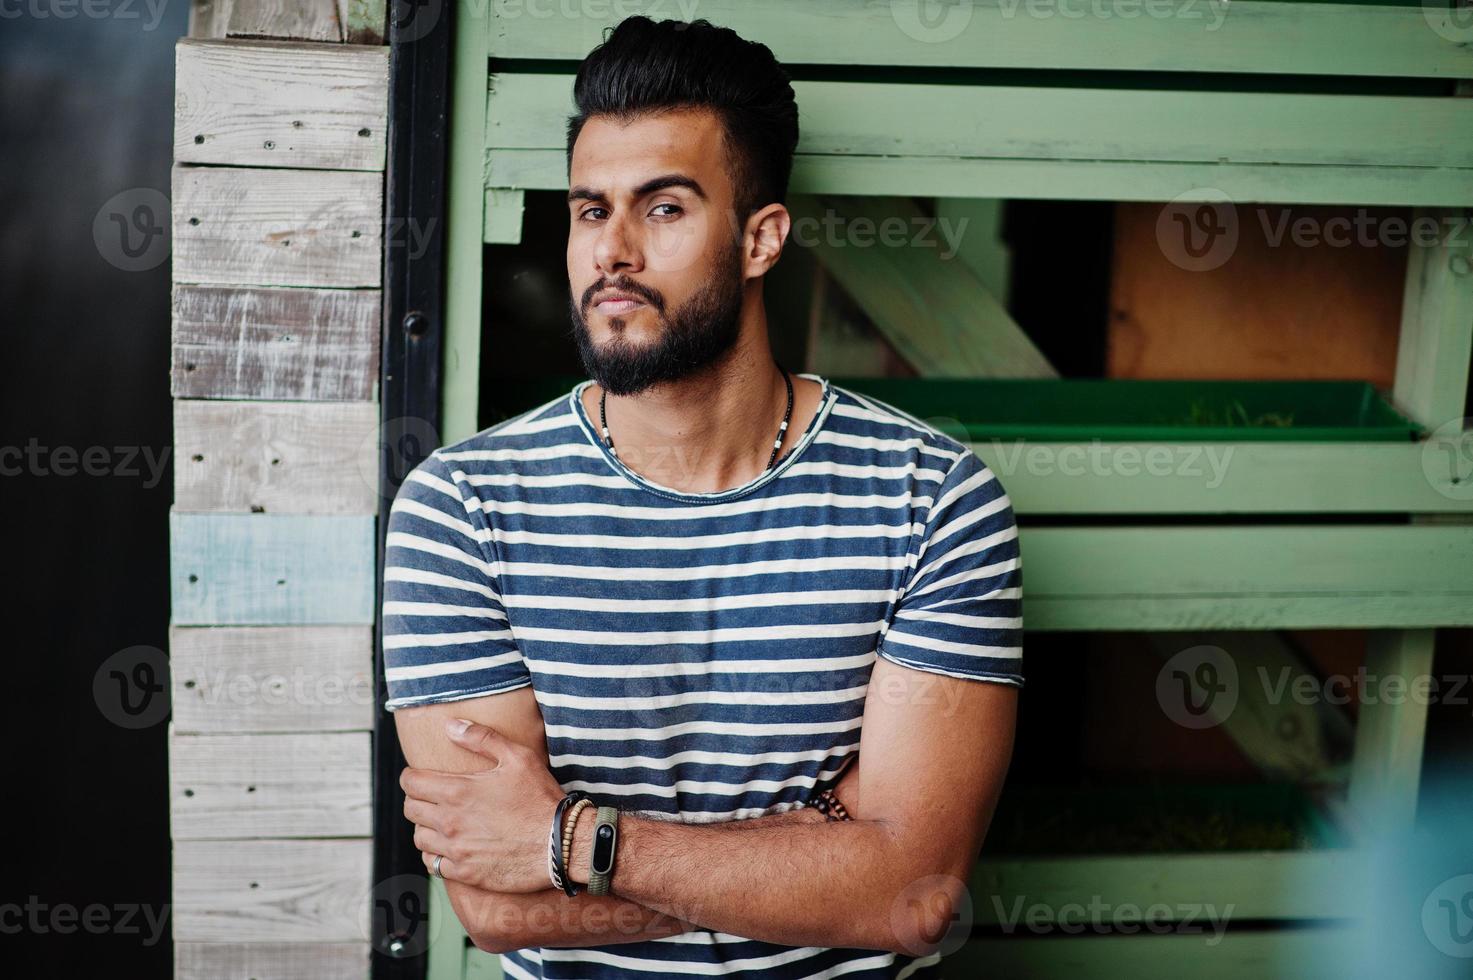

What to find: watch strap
left=587, top=805, right=620, bottom=896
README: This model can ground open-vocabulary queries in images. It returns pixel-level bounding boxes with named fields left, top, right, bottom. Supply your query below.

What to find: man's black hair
left=566, top=17, right=799, bottom=223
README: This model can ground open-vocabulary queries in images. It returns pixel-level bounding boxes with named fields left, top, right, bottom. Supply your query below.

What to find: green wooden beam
left=443, top=0, right=491, bottom=445
left=1022, top=525, right=1473, bottom=631
left=805, top=265, right=906, bottom=377
left=483, top=188, right=524, bottom=245
left=971, top=849, right=1363, bottom=923
left=486, top=74, right=1473, bottom=207
left=490, top=74, right=1473, bottom=170
left=1345, top=630, right=1437, bottom=842
left=1392, top=207, right=1473, bottom=430
left=480, top=1, right=1473, bottom=80
left=937, top=198, right=1012, bottom=306
left=788, top=195, right=1056, bottom=378
left=490, top=148, right=1473, bottom=208
left=427, top=876, right=479, bottom=980
left=950, top=926, right=1354, bottom=979
left=465, top=926, right=1355, bottom=978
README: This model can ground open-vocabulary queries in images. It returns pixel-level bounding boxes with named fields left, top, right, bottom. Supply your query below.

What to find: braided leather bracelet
left=548, top=791, right=589, bottom=895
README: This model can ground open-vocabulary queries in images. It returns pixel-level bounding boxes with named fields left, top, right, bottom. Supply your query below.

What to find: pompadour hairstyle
left=565, top=17, right=800, bottom=222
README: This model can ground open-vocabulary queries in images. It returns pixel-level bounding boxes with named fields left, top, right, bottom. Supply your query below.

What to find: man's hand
left=393, top=689, right=713, bottom=951
left=401, top=717, right=567, bottom=893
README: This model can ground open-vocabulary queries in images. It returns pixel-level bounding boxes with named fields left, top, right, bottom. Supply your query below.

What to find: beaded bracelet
left=562, top=797, right=595, bottom=892
left=810, top=788, right=852, bottom=822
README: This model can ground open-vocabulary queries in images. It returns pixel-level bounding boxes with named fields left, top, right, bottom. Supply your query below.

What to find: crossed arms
left=393, top=654, right=1017, bottom=955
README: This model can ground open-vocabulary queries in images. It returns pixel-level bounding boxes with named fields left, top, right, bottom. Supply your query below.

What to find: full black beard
left=568, top=246, right=745, bottom=397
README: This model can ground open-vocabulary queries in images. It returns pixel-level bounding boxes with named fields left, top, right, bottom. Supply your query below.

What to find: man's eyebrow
left=567, top=174, right=708, bottom=205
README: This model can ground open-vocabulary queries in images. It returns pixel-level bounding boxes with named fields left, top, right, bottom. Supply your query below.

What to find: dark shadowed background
left=3, top=2, right=184, bottom=973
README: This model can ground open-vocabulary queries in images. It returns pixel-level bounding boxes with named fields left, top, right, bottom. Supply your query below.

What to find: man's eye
left=579, top=207, right=607, bottom=221
left=651, top=203, right=682, bottom=218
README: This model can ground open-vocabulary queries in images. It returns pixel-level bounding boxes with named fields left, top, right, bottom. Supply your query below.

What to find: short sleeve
left=875, top=448, right=1024, bottom=687
left=381, top=451, right=532, bottom=711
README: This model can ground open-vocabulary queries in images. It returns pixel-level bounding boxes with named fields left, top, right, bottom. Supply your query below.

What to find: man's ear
left=743, top=202, right=791, bottom=278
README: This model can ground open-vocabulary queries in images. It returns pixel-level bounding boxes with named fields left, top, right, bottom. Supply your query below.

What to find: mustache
left=583, top=279, right=662, bottom=312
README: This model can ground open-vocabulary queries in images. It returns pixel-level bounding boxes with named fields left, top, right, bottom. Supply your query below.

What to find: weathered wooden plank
left=967, top=441, right=1473, bottom=515
left=1023, top=525, right=1473, bottom=631
left=176, top=942, right=370, bottom=980
left=492, top=147, right=1473, bottom=209
left=173, top=838, right=372, bottom=942
left=171, top=285, right=380, bottom=401
left=176, top=39, right=388, bottom=170
left=338, top=0, right=385, bottom=45
left=169, top=625, right=374, bottom=734
left=170, top=728, right=372, bottom=838
left=187, top=0, right=233, bottom=38
left=172, top=164, right=383, bottom=288
left=483, top=0, right=1473, bottom=79
left=493, top=75, right=1473, bottom=171
left=170, top=512, right=376, bottom=625
left=789, top=195, right=1055, bottom=378
left=226, top=0, right=342, bottom=42
left=174, top=399, right=381, bottom=514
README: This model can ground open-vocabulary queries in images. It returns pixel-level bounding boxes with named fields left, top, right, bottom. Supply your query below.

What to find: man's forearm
left=452, top=882, right=699, bottom=952
left=457, top=805, right=827, bottom=952
left=566, top=806, right=926, bottom=953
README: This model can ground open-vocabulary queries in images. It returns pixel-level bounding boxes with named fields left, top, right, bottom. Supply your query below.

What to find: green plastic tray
left=483, top=376, right=1424, bottom=443
left=831, top=378, right=1423, bottom=443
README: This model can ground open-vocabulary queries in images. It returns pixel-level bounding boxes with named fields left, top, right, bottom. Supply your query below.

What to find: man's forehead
left=569, top=109, right=726, bottom=193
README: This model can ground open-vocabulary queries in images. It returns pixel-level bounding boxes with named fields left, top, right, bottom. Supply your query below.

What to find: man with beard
left=383, top=16, right=1023, bottom=978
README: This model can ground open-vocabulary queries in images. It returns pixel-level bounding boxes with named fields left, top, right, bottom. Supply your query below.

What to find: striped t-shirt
left=382, top=373, right=1024, bottom=979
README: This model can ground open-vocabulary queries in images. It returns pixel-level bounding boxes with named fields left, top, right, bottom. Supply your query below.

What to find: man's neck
left=585, top=342, right=822, bottom=494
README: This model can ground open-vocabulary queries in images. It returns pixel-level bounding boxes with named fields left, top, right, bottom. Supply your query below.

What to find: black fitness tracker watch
left=587, top=805, right=620, bottom=896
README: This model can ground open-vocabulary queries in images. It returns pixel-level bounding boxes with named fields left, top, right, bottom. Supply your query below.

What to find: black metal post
left=374, top=0, right=453, bottom=976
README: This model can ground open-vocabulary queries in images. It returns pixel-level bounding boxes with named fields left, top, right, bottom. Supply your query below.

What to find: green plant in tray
left=1176, top=397, right=1296, bottom=429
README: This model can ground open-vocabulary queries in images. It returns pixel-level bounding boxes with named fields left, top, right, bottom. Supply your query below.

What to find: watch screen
left=592, top=823, right=616, bottom=873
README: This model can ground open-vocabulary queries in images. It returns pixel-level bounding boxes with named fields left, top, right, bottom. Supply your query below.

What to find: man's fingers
left=403, top=796, right=442, bottom=831
left=400, top=766, right=466, bottom=803
left=415, top=823, right=453, bottom=858
left=445, top=718, right=506, bottom=766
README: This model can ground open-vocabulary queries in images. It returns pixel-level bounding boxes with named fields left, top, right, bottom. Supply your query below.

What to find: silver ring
left=432, top=853, right=444, bottom=879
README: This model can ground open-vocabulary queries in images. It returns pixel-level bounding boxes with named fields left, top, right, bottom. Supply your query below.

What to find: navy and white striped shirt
left=382, top=373, right=1023, bottom=978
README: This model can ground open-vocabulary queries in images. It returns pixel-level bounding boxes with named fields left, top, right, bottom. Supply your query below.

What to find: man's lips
left=594, top=298, right=645, bottom=315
